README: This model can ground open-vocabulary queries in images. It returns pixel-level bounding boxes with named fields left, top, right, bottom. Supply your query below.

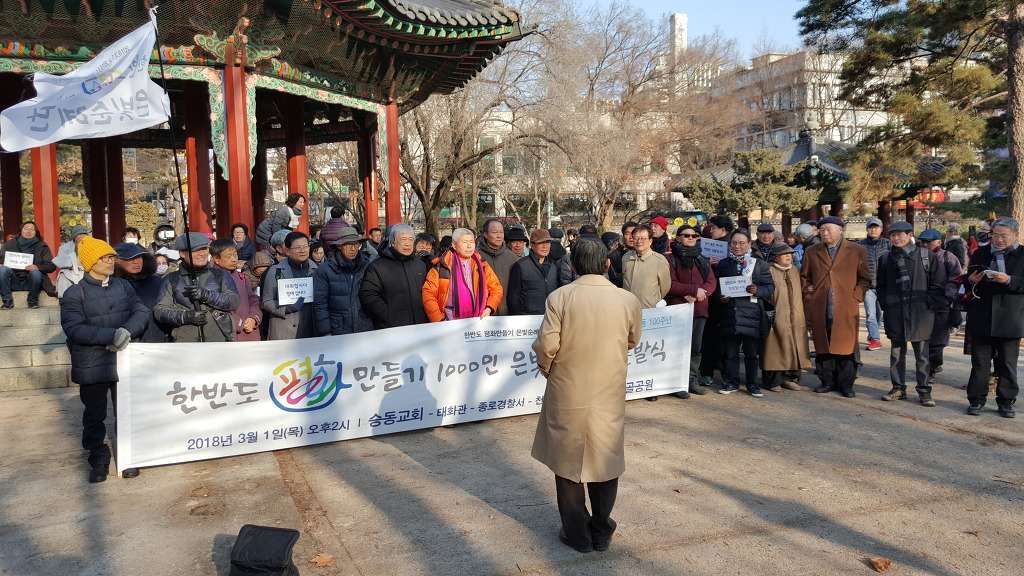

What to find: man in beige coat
left=622, top=224, right=671, bottom=308
left=531, top=238, right=643, bottom=554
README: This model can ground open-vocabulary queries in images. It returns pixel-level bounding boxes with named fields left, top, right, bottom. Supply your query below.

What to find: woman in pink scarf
left=423, top=228, right=503, bottom=321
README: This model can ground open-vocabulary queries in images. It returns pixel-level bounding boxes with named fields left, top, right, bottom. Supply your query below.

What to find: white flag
left=0, top=15, right=170, bottom=152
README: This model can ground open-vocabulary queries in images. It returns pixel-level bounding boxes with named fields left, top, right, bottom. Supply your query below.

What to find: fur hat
left=78, top=236, right=117, bottom=273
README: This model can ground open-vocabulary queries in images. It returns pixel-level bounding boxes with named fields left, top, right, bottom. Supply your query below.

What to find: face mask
left=156, top=264, right=169, bottom=274
left=978, top=232, right=990, bottom=242
left=125, top=238, right=138, bottom=244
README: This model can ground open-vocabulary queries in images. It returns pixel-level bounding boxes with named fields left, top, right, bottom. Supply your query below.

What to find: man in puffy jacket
left=858, top=217, right=891, bottom=351
left=313, top=227, right=373, bottom=335
left=507, top=229, right=565, bottom=315
left=154, top=233, right=240, bottom=342
left=60, top=237, right=149, bottom=482
left=359, top=224, right=428, bottom=329
left=262, top=232, right=318, bottom=340
left=477, top=218, right=519, bottom=315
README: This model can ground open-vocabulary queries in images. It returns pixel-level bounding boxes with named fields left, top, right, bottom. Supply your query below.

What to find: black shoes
left=592, top=536, right=611, bottom=552
left=841, top=390, right=856, bottom=398
left=88, top=468, right=108, bottom=483
left=919, top=393, right=936, bottom=407
left=646, top=396, right=658, bottom=402
left=122, top=468, right=140, bottom=478
left=997, top=402, right=1016, bottom=419
left=967, top=404, right=984, bottom=416
left=0, top=299, right=12, bottom=310
left=813, top=384, right=833, bottom=394
left=672, top=390, right=690, bottom=399
left=558, top=530, right=593, bottom=553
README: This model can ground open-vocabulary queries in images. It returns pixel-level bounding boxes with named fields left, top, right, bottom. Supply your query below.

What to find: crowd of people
left=0, top=202, right=1019, bottom=484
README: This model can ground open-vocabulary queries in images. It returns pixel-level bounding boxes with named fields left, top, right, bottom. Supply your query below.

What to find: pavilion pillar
left=829, top=202, right=842, bottom=217
left=357, top=130, right=377, bottom=234
left=82, top=141, right=108, bottom=241
left=905, top=199, right=916, bottom=227
left=184, top=81, right=213, bottom=234
left=103, top=137, right=126, bottom=240
left=1, top=152, right=22, bottom=239
left=30, top=144, right=60, bottom=251
left=214, top=160, right=230, bottom=233
left=383, top=103, right=402, bottom=225
left=781, top=212, right=792, bottom=237
left=222, top=46, right=254, bottom=235
left=251, top=144, right=268, bottom=227
left=285, top=95, right=309, bottom=234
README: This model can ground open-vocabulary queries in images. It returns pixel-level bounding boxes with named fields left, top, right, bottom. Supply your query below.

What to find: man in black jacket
left=964, top=217, right=1024, bottom=417
left=858, top=217, right=892, bottom=351
left=507, top=229, right=564, bottom=315
left=359, top=223, right=428, bottom=329
left=60, top=237, right=150, bottom=482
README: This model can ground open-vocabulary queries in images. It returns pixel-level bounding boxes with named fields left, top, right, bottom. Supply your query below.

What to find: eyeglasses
left=679, top=234, right=701, bottom=239
left=633, top=236, right=651, bottom=242
left=731, top=240, right=750, bottom=246
left=290, top=244, right=310, bottom=251
left=99, top=255, right=117, bottom=263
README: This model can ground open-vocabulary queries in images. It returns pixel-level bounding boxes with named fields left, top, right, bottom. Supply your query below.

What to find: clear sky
left=595, top=0, right=806, bottom=61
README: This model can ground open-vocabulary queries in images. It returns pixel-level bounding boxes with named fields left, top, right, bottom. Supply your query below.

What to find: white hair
left=388, top=223, right=415, bottom=244
left=452, top=227, right=475, bottom=245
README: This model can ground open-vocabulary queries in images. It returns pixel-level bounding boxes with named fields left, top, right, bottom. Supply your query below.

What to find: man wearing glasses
left=155, top=232, right=241, bottom=343
left=963, top=217, right=1024, bottom=417
left=262, top=231, right=318, bottom=340
left=622, top=224, right=671, bottom=309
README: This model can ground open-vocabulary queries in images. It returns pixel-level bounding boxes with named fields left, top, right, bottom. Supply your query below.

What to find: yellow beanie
left=78, top=236, right=117, bottom=272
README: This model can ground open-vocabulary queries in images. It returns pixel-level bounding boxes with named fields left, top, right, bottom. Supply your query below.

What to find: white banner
left=701, top=239, right=729, bottom=260
left=0, top=15, right=170, bottom=152
left=117, top=305, right=693, bottom=473
left=277, top=277, right=313, bottom=305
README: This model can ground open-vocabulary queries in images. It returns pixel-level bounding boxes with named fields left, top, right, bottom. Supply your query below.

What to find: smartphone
left=968, top=264, right=989, bottom=274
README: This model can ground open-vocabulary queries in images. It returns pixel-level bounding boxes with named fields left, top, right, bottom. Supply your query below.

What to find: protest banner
left=719, top=276, right=752, bottom=298
left=116, top=304, right=693, bottom=474
left=277, top=277, right=314, bottom=305
left=3, top=252, right=33, bottom=270
left=701, top=239, right=729, bottom=260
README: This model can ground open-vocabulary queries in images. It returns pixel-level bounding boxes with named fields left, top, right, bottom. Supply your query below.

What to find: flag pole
left=150, top=6, right=204, bottom=342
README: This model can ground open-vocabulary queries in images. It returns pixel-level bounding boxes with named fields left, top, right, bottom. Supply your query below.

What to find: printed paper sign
left=701, top=239, right=729, bottom=260
left=3, top=252, right=33, bottom=270
left=116, top=305, right=694, bottom=473
left=278, top=277, right=313, bottom=305
left=720, top=276, right=751, bottom=298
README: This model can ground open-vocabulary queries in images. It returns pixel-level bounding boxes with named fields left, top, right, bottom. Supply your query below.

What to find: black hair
left=330, top=206, right=344, bottom=219
left=632, top=224, right=653, bottom=238
left=120, top=227, right=141, bottom=240
left=415, top=232, right=437, bottom=247
left=709, top=215, right=734, bottom=231
left=571, top=238, right=609, bottom=276
left=482, top=218, right=503, bottom=235
left=209, top=238, right=236, bottom=257
left=285, top=193, right=305, bottom=207
left=621, top=221, right=638, bottom=235
left=231, top=222, right=249, bottom=236
left=284, top=231, right=309, bottom=249
left=368, top=227, right=382, bottom=235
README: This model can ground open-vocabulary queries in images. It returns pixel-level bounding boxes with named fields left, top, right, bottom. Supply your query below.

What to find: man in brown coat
left=800, top=217, right=871, bottom=397
left=531, top=238, right=643, bottom=554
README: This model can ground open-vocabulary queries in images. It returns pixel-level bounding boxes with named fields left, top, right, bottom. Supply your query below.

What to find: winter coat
left=507, top=253, right=562, bottom=315
left=877, top=246, right=946, bottom=342
left=312, top=250, right=373, bottom=336
left=858, top=236, right=892, bottom=289
left=531, top=275, right=643, bottom=483
left=716, top=256, right=775, bottom=339
left=261, top=258, right=318, bottom=340
left=53, top=240, right=85, bottom=298
left=154, top=265, right=240, bottom=342
left=800, top=239, right=871, bottom=355
left=359, top=246, right=428, bottom=329
left=217, top=264, right=263, bottom=342
left=477, top=241, right=519, bottom=316
left=0, top=236, right=57, bottom=296
left=115, top=253, right=170, bottom=343
left=622, top=249, right=671, bottom=308
left=608, top=245, right=627, bottom=287
left=665, top=251, right=716, bottom=318
left=943, top=236, right=968, bottom=270
left=60, top=274, right=150, bottom=384
left=255, top=205, right=296, bottom=247
left=651, top=233, right=669, bottom=255
left=965, top=244, right=1024, bottom=338
left=234, top=236, right=257, bottom=264
left=762, top=264, right=811, bottom=371
left=422, top=250, right=503, bottom=322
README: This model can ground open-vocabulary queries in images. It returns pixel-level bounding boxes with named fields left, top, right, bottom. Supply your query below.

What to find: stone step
left=0, top=306, right=61, bottom=327
left=0, top=325, right=66, bottom=347
left=6, top=290, right=59, bottom=308
left=0, top=344, right=70, bottom=369
left=0, top=365, right=71, bottom=392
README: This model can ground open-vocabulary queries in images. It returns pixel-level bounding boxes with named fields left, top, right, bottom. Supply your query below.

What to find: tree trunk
left=1009, top=4, right=1024, bottom=222
left=598, top=198, right=616, bottom=232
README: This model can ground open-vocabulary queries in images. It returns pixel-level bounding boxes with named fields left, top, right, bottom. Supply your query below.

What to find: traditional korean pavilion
left=0, top=0, right=527, bottom=250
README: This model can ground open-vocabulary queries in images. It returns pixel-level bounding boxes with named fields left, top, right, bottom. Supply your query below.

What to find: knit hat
left=69, top=225, right=89, bottom=239
left=78, top=236, right=117, bottom=273
left=650, top=216, right=670, bottom=230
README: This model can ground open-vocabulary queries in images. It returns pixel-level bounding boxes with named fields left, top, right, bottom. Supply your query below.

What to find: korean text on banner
left=116, top=304, right=693, bottom=473
left=0, top=16, right=170, bottom=152
left=3, top=252, right=33, bottom=270
left=701, top=239, right=729, bottom=260
left=278, top=277, right=314, bottom=305
left=719, top=276, right=751, bottom=298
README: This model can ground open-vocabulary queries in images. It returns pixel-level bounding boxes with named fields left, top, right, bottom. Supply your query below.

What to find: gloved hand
left=284, top=296, right=306, bottom=314
left=106, top=327, right=131, bottom=352
left=183, top=310, right=208, bottom=326
left=184, top=284, right=213, bottom=304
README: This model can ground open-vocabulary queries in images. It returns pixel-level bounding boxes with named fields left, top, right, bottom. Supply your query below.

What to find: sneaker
left=866, top=339, right=882, bottom=351
left=747, top=385, right=764, bottom=398
left=919, top=393, right=936, bottom=407
left=671, top=390, right=690, bottom=399
left=699, top=376, right=714, bottom=388
left=966, top=404, right=984, bottom=416
left=881, top=388, right=906, bottom=402
left=0, top=299, right=12, bottom=310
left=718, top=383, right=739, bottom=395
left=997, top=403, right=1016, bottom=419
left=689, top=383, right=708, bottom=395
left=28, top=302, right=40, bottom=309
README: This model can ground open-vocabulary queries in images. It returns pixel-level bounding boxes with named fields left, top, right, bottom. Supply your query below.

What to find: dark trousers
left=690, top=317, right=707, bottom=383
left=80, top=382, right=117, bottom=457
left=724, top=335, right=759, bottom=388
left=928, top=311, right=951, bottom=375
left=967, top=336, right=1020, bottom=406
left=762, top=370, right=800, bottom=388
left=815, top=353, right=858, bottom=393
left=889, top=340, right=931, bottom=393
left=699, top=314, right=723, bottom=378
left=555, top=475, right=618, bottom=549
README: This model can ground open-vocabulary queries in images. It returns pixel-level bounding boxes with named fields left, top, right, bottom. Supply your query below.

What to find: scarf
left=287, top=258, right=310, bottom=278
left=992, top=242, right=1020, bottom=273
left=891, top=244, right=914, bottom=293
left=446, top=252, right=487, bottom=320
left=16, top=235, right=39, bottom=252
left=772, top=263, right=793, bottom=271
left=669, top=240, right=711, bottom=280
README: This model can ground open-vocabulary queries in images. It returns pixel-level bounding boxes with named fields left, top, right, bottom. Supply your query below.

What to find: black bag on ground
left=229, top=524, right=301, bottom=576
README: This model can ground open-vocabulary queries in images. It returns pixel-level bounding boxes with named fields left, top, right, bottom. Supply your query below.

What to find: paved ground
left=2, top=329, right=1023, bottom=576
